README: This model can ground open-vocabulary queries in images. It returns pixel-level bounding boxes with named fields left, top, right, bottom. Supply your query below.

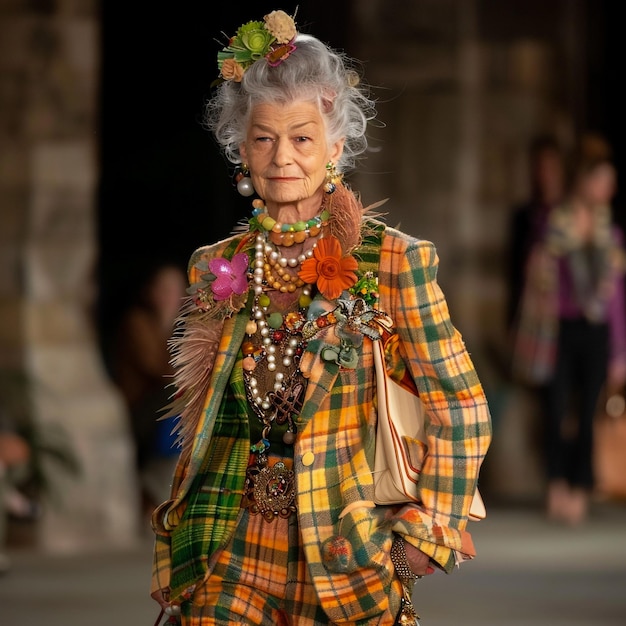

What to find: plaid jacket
left=151, top=224, right=492, bottom=623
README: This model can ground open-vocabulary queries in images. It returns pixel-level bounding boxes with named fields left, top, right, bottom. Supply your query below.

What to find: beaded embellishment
left=251, top=198, right=331, bottom=247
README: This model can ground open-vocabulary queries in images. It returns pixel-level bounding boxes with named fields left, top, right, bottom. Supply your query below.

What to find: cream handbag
left=372, top=337, right=486, bottom=521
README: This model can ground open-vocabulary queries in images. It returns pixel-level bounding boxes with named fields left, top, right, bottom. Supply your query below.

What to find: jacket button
left=301, top=452, right=315, bottom=466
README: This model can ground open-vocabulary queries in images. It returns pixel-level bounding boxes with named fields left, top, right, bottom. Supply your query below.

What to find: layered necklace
left=252, top=197, right=330, bottom=247
left=241, top=205, right=324, bottom=522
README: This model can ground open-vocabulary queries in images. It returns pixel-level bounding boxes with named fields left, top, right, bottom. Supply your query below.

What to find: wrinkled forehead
left=246, top=98, right=329, bottom=130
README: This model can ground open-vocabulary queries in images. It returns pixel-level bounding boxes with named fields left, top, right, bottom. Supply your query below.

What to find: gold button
left=301, top=452, right=315, bottom=466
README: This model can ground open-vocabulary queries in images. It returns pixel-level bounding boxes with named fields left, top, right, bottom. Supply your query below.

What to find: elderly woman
left=150, top=10, right=491, bottom=626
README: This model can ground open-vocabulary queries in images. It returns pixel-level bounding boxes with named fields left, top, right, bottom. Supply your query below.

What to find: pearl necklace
left=242, top=300, right=307, bottom=382
left=245, top=233, right=313, bottom=447
left=253, top=234, right=316, bottom=293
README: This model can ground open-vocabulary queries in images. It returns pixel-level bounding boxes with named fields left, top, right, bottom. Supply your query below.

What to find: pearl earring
left=235, top=164, right=255, bottom=197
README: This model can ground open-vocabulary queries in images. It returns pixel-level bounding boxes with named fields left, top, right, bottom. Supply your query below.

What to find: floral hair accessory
left=217, top=10, right=297, bottom=83
left=298, top=235, right=359, bottom=301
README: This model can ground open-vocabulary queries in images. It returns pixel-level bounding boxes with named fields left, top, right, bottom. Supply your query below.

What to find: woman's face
left=148, top=267, right=186, bottom=319
left=579, top=162, right=616, bottom=206
left=240, top=100, right=344, bottom=207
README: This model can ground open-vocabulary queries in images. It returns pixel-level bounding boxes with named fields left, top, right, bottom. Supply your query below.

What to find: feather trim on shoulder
left=328, top=183, right=389, bottom=252
left=161, top=295, right=226, bottom=456
left=159, top=233, right=254, bottom=454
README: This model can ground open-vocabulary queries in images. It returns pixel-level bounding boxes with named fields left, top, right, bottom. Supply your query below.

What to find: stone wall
left=0, top=0, right=139, bottom=551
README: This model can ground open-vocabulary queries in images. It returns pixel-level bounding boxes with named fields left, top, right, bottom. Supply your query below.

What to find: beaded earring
left=235, top=163, right=255, bottom=197
left=323, top=161, right=342, bottom=194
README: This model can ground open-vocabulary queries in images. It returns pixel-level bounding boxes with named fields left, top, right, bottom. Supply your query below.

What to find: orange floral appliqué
left=298, top=235, right=358, bottom=300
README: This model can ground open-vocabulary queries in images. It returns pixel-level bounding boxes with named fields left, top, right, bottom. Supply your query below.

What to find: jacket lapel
left=298, top=338, right=340, bottom=430
left=174, top=308, right=250, bottom=500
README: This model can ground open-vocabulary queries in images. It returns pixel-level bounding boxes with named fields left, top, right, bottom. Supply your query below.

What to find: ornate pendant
left=243, top=458, right=296, bottom=522
left=270, top=381, right=304, bottom=425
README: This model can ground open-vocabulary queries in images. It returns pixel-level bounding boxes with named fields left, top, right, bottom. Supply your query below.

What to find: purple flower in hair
left=209, top=253, right=249, bottom=301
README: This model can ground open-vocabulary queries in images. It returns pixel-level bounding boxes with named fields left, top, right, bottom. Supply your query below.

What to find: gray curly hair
left=204, top=34, right=377, bottom=173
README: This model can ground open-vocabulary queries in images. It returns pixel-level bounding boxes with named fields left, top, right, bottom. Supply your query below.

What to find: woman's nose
left=272, top=137, right=293, bottom=166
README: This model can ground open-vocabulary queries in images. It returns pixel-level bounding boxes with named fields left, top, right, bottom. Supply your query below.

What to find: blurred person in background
left=507, top=134, right=566, bottom=329
left=111, top=263, right=187, bottom=527
left=512, top=133, right=626, bottom=525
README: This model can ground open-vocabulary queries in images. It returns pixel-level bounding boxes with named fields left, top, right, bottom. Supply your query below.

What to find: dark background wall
left=584, top=0, right=626, bottom=219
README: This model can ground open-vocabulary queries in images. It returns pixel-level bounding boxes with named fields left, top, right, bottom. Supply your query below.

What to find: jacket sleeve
left=151, top=532, right=172, bottom=595
left=378, top=232, right=492, bottom=572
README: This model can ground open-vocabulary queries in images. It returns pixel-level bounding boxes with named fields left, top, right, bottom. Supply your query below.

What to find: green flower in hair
left=216, top=11, right=297, bottom=83
left=217, top=20, right=275, bottom=75
left=237, top=21, right=275, bottom=60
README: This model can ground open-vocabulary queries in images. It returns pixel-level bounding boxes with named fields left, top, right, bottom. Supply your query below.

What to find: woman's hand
left=403, top=541, right=435, bottom=577
left=151, top=587, right=171, bottom=611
